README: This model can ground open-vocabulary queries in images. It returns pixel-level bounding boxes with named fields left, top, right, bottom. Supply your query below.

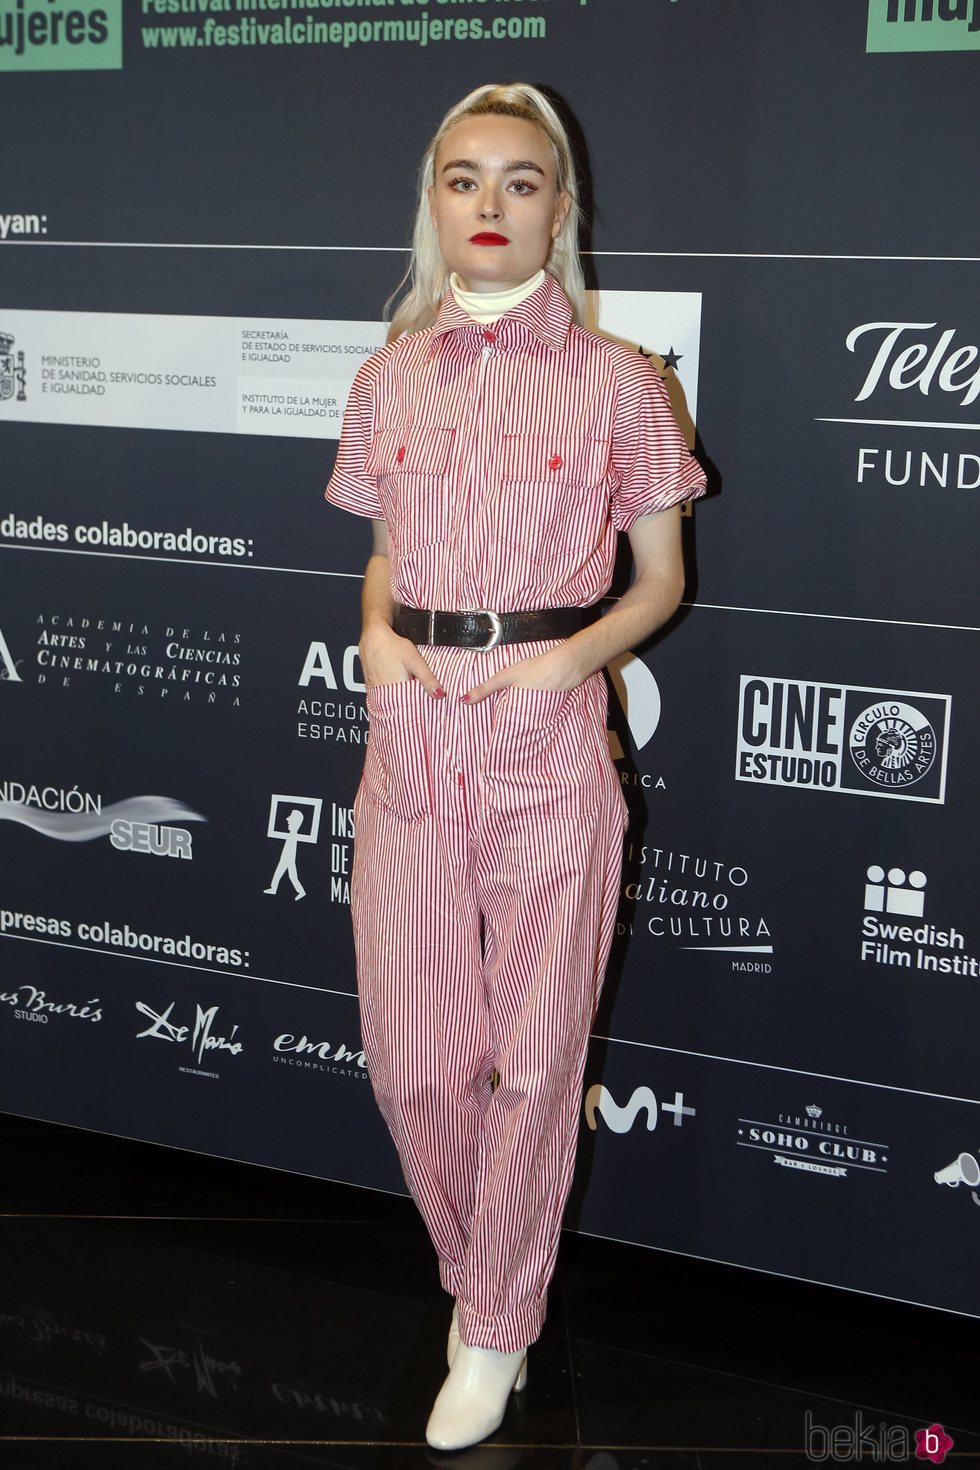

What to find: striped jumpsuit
left=324, top=272, right=706, bottom=1353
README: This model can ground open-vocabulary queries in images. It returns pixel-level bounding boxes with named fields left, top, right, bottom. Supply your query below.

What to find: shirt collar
left=428, top=269, right=573, bottom=356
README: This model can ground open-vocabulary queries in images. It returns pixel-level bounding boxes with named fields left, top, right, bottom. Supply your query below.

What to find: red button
left=548, top=454, right=563, bottom=471
left=396, top=445, right=406, bottom=463
left=482, top=330, right=496, bottom=343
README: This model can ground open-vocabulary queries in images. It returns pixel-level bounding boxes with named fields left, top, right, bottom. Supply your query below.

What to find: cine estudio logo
left=736, top=676, right=950, bottom=803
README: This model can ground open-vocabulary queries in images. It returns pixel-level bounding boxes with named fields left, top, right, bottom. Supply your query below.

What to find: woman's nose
left=478, top=189, right=503, bottom=220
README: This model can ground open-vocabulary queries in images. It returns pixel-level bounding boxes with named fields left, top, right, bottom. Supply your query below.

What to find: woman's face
left=428, top=113, right=570, bottom=294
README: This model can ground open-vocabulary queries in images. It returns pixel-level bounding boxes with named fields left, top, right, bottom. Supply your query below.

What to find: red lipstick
left=469, top=232, right=509, bottom=246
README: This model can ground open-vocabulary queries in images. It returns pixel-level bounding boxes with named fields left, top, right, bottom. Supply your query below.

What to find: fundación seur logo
left=867, top=0, right=980, bottom=53
left=0, top=0, right=122, bottom=72
left=736, top=676, right=951, bottom=803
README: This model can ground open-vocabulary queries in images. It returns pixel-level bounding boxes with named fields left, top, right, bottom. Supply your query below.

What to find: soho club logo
left=736, top=677, right=951, bottom=803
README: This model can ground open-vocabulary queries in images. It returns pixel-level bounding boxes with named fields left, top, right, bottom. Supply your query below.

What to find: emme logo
left=0, top=0, right=121, bottom=72
left=867, top=0, right=980, bottom=52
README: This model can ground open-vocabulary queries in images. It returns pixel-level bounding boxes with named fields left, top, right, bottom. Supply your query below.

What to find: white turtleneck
left=448, top=268, right=545, bottom=325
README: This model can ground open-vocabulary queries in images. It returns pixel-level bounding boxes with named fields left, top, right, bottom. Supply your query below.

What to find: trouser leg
left=350, top=678, right=490, bottom=1297
left=455, top=675, right=628, bottom=1353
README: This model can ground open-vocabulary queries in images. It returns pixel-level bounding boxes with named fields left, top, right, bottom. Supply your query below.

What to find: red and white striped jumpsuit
left=324, top=271, right=706, bottom=1353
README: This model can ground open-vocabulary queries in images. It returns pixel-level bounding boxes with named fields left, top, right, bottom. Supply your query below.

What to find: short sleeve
left=323, top=356, right=384, bottom=519
left=609, top=353, right=707, bottom=532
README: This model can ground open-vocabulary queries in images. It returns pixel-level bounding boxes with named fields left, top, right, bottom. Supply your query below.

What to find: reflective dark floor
left=0, top=1111, right=977, bottom=1468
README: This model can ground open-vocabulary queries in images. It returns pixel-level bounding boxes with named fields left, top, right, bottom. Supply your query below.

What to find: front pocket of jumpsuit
left=363, top=425, right=454, bottom=553
left=483, top=683, right=597, bottom=820
left=496, top=433, right=610, bottom=561
left=362, top=679, right=433, bottom=823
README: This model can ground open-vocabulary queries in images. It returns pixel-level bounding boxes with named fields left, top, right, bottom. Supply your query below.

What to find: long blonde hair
left=385, top=83, right=586, bottom=343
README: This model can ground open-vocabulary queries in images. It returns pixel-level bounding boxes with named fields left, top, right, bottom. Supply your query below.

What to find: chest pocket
left=497, top=432, right=611, bottom=561
left=364, top=425, right=455, bottom=551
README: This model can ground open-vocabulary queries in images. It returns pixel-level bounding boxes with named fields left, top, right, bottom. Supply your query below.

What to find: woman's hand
left=360, top=622, right=444, bottom=697
left=461, top=642, right=583, bottom=703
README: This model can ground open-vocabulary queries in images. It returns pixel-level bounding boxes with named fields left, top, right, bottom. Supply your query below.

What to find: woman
left=324, top=82, right=706, bottom=1451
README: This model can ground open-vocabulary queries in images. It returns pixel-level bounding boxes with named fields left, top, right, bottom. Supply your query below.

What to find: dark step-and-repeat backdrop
left=2, top=0, right=977, bottom=1346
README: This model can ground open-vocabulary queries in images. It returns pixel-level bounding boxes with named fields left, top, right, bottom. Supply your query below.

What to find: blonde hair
left=385, top=83, right=586, bottom=343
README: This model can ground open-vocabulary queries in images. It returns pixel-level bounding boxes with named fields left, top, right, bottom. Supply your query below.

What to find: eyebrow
left=440, top=158, right=546, bottom=177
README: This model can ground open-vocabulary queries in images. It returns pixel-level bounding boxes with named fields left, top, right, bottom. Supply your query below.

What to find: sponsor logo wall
left=1, top=0, right=977, bottom=1319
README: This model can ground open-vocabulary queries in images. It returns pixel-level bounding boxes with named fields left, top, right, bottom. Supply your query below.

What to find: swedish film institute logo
left=861, top=865, right=977, bottom=976
left=0, top=330, right=26, bottom=403
left=736, top=677, right=950, bottom=803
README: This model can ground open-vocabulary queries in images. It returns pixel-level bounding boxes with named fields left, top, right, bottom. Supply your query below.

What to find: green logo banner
left=0, top=0, right=122, bottom=71
left=867, top=0, right=980, bottom=52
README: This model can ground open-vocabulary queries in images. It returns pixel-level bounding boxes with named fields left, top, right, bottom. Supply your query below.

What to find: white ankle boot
left=426, top=1339, right=528, bottom=1451
left=446, top=1302, right=527, bottom=1390
left=447, top=1300, right=460, bottom=1367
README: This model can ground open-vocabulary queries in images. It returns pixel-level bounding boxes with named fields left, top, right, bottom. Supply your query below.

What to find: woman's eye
left=510, top=180, right=537, bottom=195
left=448, top=177, right=477, bottom=192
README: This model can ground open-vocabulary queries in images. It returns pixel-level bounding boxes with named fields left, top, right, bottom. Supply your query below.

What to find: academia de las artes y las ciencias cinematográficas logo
left=0, top=611, right=243, bottom=708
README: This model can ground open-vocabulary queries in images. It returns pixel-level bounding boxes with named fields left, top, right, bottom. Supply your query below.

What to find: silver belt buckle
left=474, top=607, right=503, bottom=650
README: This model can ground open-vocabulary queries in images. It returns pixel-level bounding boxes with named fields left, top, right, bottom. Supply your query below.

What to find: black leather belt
left=392, top=603, right=600, bottom=649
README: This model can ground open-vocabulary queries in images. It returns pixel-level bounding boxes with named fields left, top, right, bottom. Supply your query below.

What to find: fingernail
left=435, top=687, right=446, bottom=698
left=460, top=692, right=470, bottom=702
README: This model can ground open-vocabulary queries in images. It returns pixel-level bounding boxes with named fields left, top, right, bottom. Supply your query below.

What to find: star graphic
left=661, top=346, right=683, bottom=371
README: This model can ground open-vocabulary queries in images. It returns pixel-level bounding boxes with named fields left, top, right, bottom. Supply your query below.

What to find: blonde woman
left=325, top=82, right=706, bottom=1451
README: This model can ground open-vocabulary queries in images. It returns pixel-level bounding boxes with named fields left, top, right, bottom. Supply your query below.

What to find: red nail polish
left=435, top=687, right=446, bottom=698
left=460, top=692, right=470, bottom=702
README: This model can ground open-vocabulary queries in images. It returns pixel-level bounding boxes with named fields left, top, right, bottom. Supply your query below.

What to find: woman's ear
left=552, top=191, right=572, bottom=238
